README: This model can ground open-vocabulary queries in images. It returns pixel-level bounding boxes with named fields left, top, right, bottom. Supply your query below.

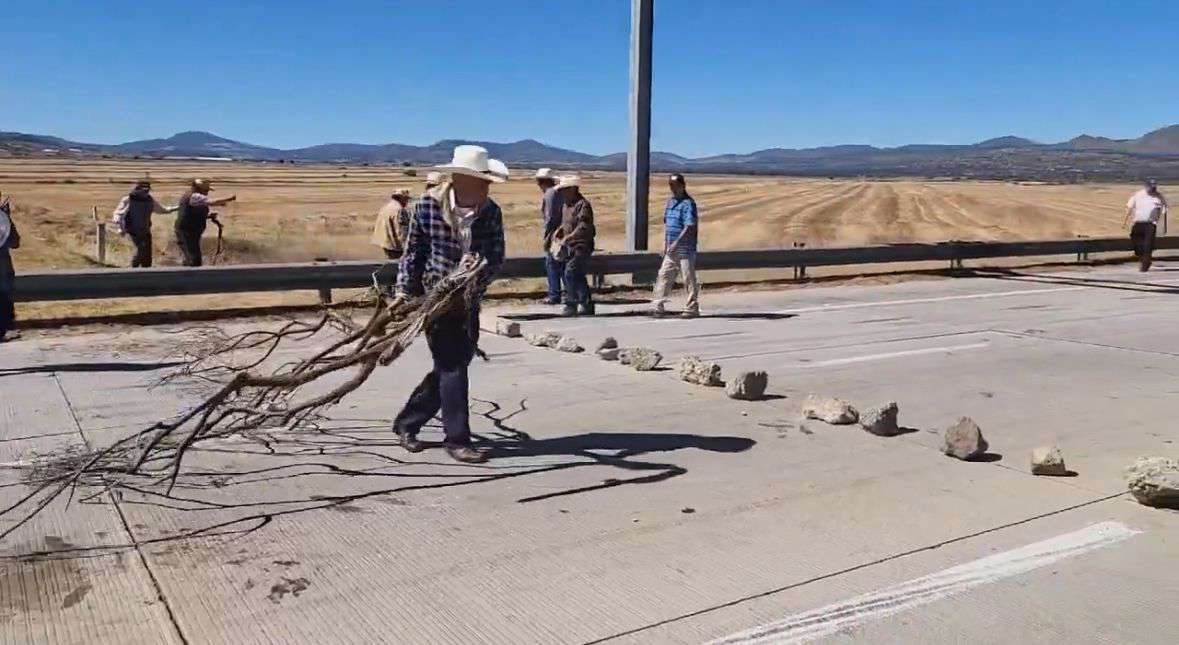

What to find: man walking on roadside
left=392, top=145, right=506, bottom=464
left=175, top=179, right=236, bottom=267
left=652, top=173, right=700, bottom=318
left=370, top=189, right=412, bottom=259
left=554, top=176, right=596, bottom=316
left=536, top=167, right=566, bottom=304
left=1124, top=179, right=1169, bottom=272
left=113, top=180, right=177, bottom=268
left=0, top=193, right=21, bottom=343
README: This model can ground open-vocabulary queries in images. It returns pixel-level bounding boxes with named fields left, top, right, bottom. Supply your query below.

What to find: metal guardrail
left=14, top=236, right=1176, bottom=303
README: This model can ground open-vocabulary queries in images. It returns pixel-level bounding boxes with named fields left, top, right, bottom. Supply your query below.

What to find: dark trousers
left=383, top=248, right=402, bottom=260
left=392, top=313, right=475, bottom=445
left=176, top=228, right=204, bottom=267
left=0, top=290, right=13, bottom=337
left=545, top=253, right=566, bottom=301
left=564, top=252, right=592, bottom=306
left=130, top=231, right=153, bottom=268
left=1131, top=222, right=1157, bottom=271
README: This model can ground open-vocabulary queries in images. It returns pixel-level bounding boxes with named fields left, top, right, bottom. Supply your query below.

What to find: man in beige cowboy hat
left=535, top=167, right=566, bottom=304
left=175, top=178, right=236, bottom=267
left=424, top=171, right=444, bottom=190
left=370, top=188, right=412, bottom=259
left=553, top=175, right=596, bottom=316
left=392, top=145, right=507, bottom=464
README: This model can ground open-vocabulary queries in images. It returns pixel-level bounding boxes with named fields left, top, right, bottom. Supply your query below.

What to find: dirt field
left=0, top=159, right=1153, bottom=272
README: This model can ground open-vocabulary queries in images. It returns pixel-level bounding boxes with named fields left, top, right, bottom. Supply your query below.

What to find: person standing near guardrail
left=1123, top=179, right=1169, bottom=272
left=370, top=189, right=412, bottom=259
left=553, top=175, right=596, bottom=316
left=652, top=173, right=700, bottom=318
left=391, top=145, right=506, bottom=464
left=0, top=193, right=20, bottom=343
left=112, top=180, right=178, bottom=268
left=175, top=179, right=236, bottom=267
left=535, top=167, right=566, bottom=304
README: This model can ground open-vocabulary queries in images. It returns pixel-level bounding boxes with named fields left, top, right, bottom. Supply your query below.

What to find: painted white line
left=774, top=286, right=1086, bottom=315
left=709, top=521, right=1141, bottom=645
left=793, top=342, right=989, bottom=368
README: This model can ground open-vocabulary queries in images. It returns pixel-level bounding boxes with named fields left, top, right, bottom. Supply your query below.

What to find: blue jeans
left=392, top=312, right=475, bottom=445
left=545, top=254, right=566, bottom=301
left=564, top=252, right=592, bottom=306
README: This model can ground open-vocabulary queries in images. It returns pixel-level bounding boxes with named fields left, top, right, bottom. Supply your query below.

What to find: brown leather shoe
left=445, top=444, right=488, bottom=464
left=395, top=429, right=424, bottom=453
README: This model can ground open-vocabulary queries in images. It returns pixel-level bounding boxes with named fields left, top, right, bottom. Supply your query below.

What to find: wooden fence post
left=93, top=206, right=107, bottom=265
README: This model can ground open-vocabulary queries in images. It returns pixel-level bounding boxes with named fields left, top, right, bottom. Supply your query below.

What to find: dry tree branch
left=1, top=255, right=490, bottom=540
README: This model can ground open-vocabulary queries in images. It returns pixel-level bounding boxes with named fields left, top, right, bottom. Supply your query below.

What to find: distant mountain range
left=4, top=125, right=1179, bottom=181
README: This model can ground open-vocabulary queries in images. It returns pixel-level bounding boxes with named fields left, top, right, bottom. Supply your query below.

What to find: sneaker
left=394, top=428, right=424, bottom=453
left=0, top=331, right=20, bottom=343
left=445, top=444, right=488, bottom=464
left=543, top=297, right=562, bottom=305
left=561, top=304, right=579, bottom=317
left=680, top=309, right=700, bottom=319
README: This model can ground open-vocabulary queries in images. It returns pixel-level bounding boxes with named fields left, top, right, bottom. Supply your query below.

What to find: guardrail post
left=793, top=242, right=807, bottom=280
left=317, top=287, right=333, bottom=304
left=1076, top=235, right=1090, bottom=262
left=92, top=206, right=107, bottom=265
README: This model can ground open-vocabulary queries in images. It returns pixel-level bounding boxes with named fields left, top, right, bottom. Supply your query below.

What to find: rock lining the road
left=678, top=356, right=723, bottom=386
left=525, top=331, right=561, bottom=348
left=495, top=319, right=521, bottom=338
left=726, top=371, right=768, bottom=400
left=943, top=417, right=989, bottom=460
left=801, top=395, right=859, bottom=425
left=556, top=336, right=584, bottom=353
left=629, top=348, right=663, bottom=371
left=596, top=337, right=618, bottom=352
left=860, top=402, right=901, bottom=436
left=1030, top=445, right=1068, bottom=476
left=1125, top=456, right=1179, bottom=508
left=598, top=347, right=622, bottom=361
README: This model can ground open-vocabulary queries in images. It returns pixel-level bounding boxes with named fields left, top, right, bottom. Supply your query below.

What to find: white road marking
left=791, top=341, right=990, bottom=368
left=773, top=286, right=1087, bottom=315
left=709, top=521, right=1140, bottom=645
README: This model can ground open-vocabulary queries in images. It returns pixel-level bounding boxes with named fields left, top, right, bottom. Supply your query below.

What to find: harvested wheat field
left=0, top=159, right=1153, bottom=272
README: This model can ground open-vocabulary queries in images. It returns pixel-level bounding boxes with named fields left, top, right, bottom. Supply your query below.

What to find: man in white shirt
left=1123, top=179, right=1169, bottom=272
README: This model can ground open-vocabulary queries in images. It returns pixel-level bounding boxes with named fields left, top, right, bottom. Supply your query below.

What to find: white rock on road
left=598, top=347, right=622, bottom=361
left=943, top=417, right=989, bottom=460
left=860, top=402, right=901, bottom=436
left=1125, top=456, right=1179, bottom=508
left=725, top=371, right=768, bottom=400
left=1030, top=445, right=1069, bottom=476
left=801, top=395, right=859, bottom=425
left=596, top=337, right=619, bottom=352
left=556, top=336, right=584, bottom=353
left=630, top=348, right=663, bottom=371
left=495, top=319, right=522, bottom=338
left=525, top=331, right=561, bottom=348
left=678, top=356, right=723, bottom=386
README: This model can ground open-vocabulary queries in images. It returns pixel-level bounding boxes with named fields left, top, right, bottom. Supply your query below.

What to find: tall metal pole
left=626, top=0, right=654, bottom=251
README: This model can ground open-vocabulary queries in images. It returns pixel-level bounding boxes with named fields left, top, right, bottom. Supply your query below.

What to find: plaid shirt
left=396, top=193, right=505, bottom=301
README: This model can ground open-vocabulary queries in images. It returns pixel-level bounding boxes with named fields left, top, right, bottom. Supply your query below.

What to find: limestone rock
left=596, top=337, right=619, bottom=352
left=860, top=402, right=900, bottom=437
left=556, top=336, right=584, bottom=353
left=801, top=395, right=859, bottom=425
left=1125, top=456, right=1179, bottom=508
left=524, top=331, right=561, bottom=348
left=495, top=319, right=521, bottom=338
left=630, top=348, right=663, bottom=371
left=598, top=347, right=622, bottom=361
left=678, top=356, right=723, bottom=386
left=942, top=417, right=988, bottom=460
left=726, top=371, right=768, bottom=400
left=618, top=349, right=634, bottom=365
left=1030, top=445, right=1068, bottom=476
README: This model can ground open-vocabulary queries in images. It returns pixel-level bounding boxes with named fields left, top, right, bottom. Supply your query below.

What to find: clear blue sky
left=3, top=0, right=1177, bottom=157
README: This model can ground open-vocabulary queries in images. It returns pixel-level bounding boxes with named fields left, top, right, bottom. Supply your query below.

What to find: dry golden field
left=0, top=159, right=1153, bottom=272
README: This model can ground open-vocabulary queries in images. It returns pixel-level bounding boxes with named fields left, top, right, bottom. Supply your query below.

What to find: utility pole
left=626, top=0, right=654, bottom=251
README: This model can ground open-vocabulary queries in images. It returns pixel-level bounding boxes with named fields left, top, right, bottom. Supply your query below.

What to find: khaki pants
left=652, top=249, right=699, bottom=312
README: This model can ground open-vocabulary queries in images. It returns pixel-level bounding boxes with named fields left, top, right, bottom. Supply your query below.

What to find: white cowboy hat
left=432, top=145, right=506, bottom=183
left=534, top=167, right=557, bottom=180
left=554, top=175, right=580, bottom=189
left=488, top=159, right=510, bottom=182
left=425, top=171, right=444, bottom=185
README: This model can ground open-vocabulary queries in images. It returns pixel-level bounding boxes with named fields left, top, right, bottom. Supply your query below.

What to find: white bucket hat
left=534, top=167, right=557, bottom=180
left=554, top=175, right=580, bottom=189
left=433, top=145, right=507, bottom=183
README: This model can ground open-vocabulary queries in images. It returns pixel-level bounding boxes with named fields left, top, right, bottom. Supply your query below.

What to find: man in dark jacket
left=535, top=167, right=565, bottom=304
left=0, top=193, right=20, bottom=342
left=113, top=180, right=177, bottom=267
left=554, top=176, right=596, bottom=316
left=175, top=179, right=236, bottom=267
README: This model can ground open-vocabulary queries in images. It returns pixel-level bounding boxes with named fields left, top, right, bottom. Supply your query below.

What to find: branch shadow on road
left=0, top=361, right=184, bottom=378
left=964, top=267, right=1179, bottom=295
left=504, top=311, right=796, bottom=321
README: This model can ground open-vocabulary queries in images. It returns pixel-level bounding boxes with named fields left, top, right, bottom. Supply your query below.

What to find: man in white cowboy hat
left=424, top=171, right=444, bottom=190
left=0, top=191, right=21, bottom=343
left=553, top=175, right=596, bottom=316
left=1123, top=178, right=1169, bottom=272
left=175, top=178, right=237, bottom=267
left=392, top=145, right=507, bottom=464
left=370, top=188, right=412, bottom=259
left=535, top=167, right=566, bottom=304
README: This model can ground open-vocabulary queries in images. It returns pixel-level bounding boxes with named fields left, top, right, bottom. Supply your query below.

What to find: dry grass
left=0, top=159, right=1154, bottom=273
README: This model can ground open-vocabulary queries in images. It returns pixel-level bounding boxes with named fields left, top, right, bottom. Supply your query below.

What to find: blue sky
left=3, top=0, right=1177, bottom=157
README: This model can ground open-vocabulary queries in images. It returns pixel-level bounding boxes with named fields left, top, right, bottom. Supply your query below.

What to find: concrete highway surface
left=1, top=262, right=1177, bottom=643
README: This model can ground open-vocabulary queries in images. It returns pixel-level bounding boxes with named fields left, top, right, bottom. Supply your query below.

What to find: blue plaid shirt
left=396, top=193, right=505, bottom=301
